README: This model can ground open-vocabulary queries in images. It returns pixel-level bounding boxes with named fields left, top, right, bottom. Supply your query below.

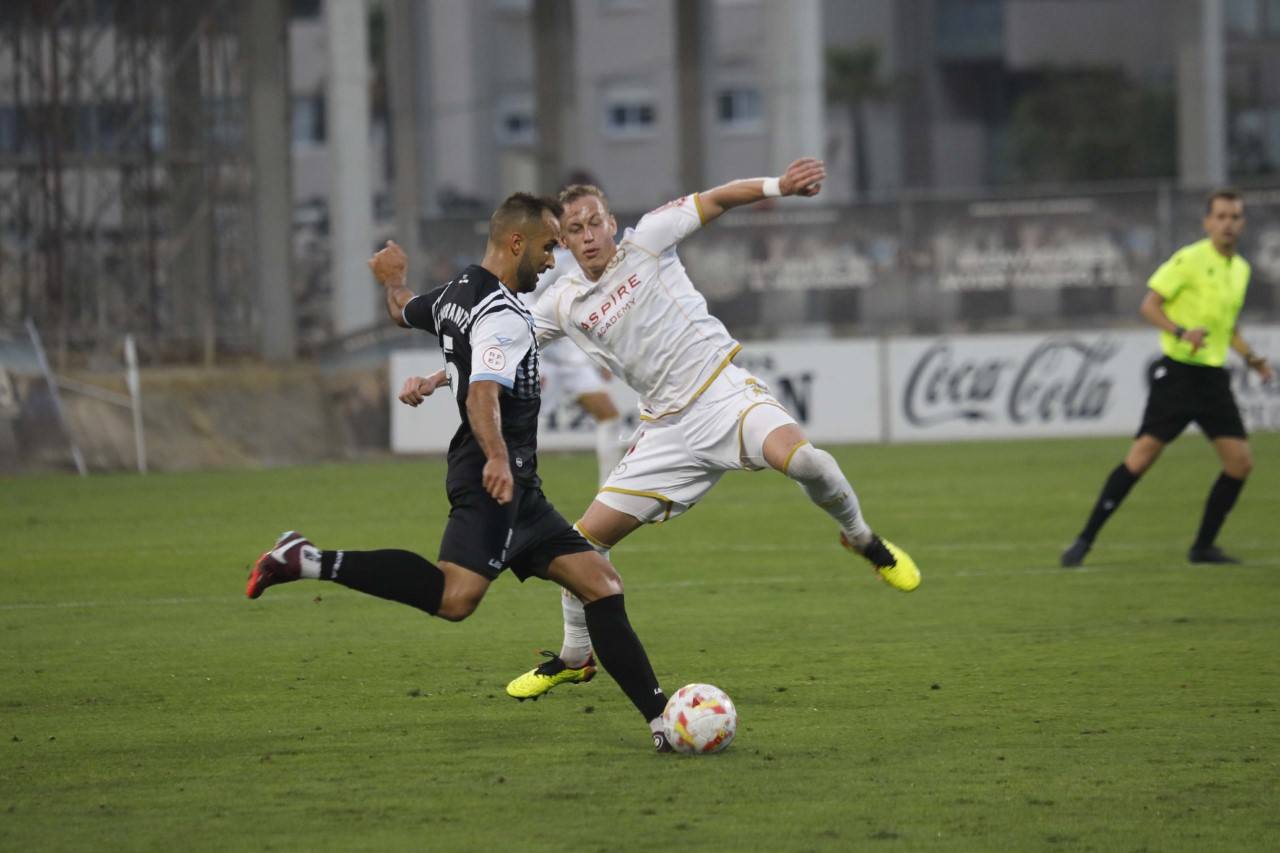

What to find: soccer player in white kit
left=500, top=157, right=922, bottom=700
left=526, top=246, right=627, bottom=486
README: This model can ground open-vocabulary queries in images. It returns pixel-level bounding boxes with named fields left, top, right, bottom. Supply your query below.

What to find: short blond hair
left=559, top=184, right=610, bottom=211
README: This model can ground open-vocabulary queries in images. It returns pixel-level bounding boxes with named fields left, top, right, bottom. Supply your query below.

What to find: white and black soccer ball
left=662, top=683, right=737, bottom=754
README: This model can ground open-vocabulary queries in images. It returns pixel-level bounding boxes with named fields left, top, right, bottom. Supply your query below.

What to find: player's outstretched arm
left=368, top=239, right=416, bottom=328
left=695, top=157, right=826, bottom=224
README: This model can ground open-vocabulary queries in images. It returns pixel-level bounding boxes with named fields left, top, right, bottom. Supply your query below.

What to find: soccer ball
left=662, top=683, right=737, bottom=754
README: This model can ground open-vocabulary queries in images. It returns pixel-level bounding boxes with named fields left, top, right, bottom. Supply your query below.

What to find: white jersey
left=531, top=194, right=740, bottom=420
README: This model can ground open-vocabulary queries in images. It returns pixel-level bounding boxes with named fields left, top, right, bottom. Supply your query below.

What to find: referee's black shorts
left=438, top=476, right=594, bottom=581
left=1137, top=356, right=1247, bottom=442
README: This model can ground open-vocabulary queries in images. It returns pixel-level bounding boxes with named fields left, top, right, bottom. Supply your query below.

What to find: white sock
left=298, top=545, right=323, bottom=578
left=595, top=418, right=625, bottom=486
left=785, top=443, right=873, bottom=548
left=559, top=588, right=593, bottom=667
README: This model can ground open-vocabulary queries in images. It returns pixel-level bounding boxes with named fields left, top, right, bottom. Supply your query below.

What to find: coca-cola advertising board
left=887, top=327, right=1280, bottom=441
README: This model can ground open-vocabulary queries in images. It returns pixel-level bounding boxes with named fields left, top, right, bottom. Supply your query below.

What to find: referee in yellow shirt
left=1062, top=189, right=1274, bottom=567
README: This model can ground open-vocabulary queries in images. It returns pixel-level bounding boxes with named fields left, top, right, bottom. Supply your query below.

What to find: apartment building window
left=1226, top=0, right=1260, bottom=33
left=603, top=87, right=657, bottom=138
left=292, top=93, right=325, bottom=145
left=716, top=86, right=762, bottom=131
left=290, top=0, right=320, bottom=19
left=599, top=0, right=648, bottom=12
left=496, top=94, right=537, bottom=146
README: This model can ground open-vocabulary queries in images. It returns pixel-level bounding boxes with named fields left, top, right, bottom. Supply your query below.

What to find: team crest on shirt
left=482, top=347, right=506, bottom=370
left=604, top=246, right=627, bottom=274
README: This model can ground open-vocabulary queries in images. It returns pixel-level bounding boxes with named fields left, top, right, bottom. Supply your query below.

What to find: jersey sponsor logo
left=580, top=273, right=644, bottom=334
left=482, top=346, right=506, bottom=370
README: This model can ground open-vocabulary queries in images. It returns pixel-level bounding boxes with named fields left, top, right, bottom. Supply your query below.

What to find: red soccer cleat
left=245, top=531, right=313, bottom=599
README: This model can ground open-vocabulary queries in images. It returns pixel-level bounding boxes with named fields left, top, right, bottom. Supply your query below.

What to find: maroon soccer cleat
left=245, top=531, right=313, bottom=599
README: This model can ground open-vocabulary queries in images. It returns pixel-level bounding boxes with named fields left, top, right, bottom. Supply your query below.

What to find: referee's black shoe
left=1188, top=545, right=1241, bottom=565
left=1060, top=537, right=1091, bottom=568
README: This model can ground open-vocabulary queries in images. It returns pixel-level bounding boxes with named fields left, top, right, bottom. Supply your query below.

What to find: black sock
left=1192, top=473, right=1245, bottom=549
left=583, top=594, right=667, bottom=720
left=320, top=549, right=444, bottom=615
left=1078, top=463, right=1139, bottom=543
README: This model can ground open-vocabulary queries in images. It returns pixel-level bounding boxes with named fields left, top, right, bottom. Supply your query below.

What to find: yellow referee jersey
left=1147, top=238, right=1250, bottom=367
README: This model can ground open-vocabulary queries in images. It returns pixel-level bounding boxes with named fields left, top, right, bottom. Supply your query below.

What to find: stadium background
left=1, top=0, right=1279, bottom=473
left=3, top=5, right=1279, bottom=852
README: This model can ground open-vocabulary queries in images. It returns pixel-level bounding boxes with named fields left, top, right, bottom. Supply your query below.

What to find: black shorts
left=437, top=478, right=593, bottom=581
left=1137, top=356, right=1247, bottom=442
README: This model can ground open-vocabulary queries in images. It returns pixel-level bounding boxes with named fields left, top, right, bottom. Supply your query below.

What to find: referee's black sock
left=583, top=594, right=667, bottom=720
left=1077, top=463, right=1140, bottom=543
left=1192, top=473, right=1245, bottom=550
left=320, top=549, right=444, bottom=615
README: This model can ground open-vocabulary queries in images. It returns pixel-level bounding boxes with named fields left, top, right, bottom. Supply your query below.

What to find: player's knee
left=785, top=443, right=840, bottom=485
left=436, top=587, right=485, bottom=622
left=577, top=557, right=625, bottom=602
left=1227, top=455, right=1253, bottom=479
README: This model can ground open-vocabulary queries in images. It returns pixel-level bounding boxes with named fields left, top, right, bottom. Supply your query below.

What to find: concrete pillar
left=386, top=0, right=425, bottom=275
left=244, top=0, right=297, bottom=361
left=763, top=0, right=824, bottom=330
left=326, top=0, right=378, bottom=335
left=676, top=0, right=711, bottom=191
left=533, top=0, right=574, bottom=194
left=764, top=0, right=825, bottom=167
left=1177, top=0, right=1227, bottom=187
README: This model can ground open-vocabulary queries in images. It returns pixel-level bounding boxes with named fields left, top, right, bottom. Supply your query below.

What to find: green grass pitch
left=2, top=434, right=1278, bottom=851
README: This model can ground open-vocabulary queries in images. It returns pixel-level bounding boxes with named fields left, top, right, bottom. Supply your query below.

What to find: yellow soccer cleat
left=506, top=651, right=597, bottom=701
left=841, top=532, right=921, bottom=592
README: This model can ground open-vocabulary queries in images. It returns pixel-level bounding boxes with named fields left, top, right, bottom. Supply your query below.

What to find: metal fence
left=407, top=184, right=1280, bottom=342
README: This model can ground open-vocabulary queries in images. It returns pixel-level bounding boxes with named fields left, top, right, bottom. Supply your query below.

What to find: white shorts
left=597, top=363, right=797, bottom=523
left=540, top=338, right=606, bottom=412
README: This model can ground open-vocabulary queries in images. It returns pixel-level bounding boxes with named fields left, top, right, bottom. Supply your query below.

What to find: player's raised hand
left=398, top=371, right=447, bottom=407
left=779, top=157, right=826, bottom=198
left=368, top=239, right=407, bottom=286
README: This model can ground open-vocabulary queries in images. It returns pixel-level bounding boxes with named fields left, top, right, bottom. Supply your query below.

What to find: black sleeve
left=403, top=285, right=446, bottom=334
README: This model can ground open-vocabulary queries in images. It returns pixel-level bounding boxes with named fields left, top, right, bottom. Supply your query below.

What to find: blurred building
left=283, top=0, right=1280, bottom=214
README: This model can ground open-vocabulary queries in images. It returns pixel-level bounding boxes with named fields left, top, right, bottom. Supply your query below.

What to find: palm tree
left=826, top=45, right=892, bottom=200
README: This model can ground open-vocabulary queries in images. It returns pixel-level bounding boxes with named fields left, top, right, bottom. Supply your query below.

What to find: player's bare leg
left=506, top=501, right=645, bottom=702
left=542, top=550, right=671, bottom=751
left=1062, top=434, right=1165, bottom=567
left=757, top=421, right=920, bottom=591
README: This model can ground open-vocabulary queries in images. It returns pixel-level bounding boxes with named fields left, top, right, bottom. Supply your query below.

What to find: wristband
left=1173, top=325, right=1186, bottom=340
left=1245, top=352, right=1266, bottom=369
left=761, top=177, right=782, bottom=198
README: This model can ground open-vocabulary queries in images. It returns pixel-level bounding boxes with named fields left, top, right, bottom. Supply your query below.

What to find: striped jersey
left=403, top=264, right=543, bottom=485
left=530, top=195, right=741, bottom=420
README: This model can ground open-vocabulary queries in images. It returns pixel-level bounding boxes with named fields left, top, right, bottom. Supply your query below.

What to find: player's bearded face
left=515, top=214, right=560, bottom=293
